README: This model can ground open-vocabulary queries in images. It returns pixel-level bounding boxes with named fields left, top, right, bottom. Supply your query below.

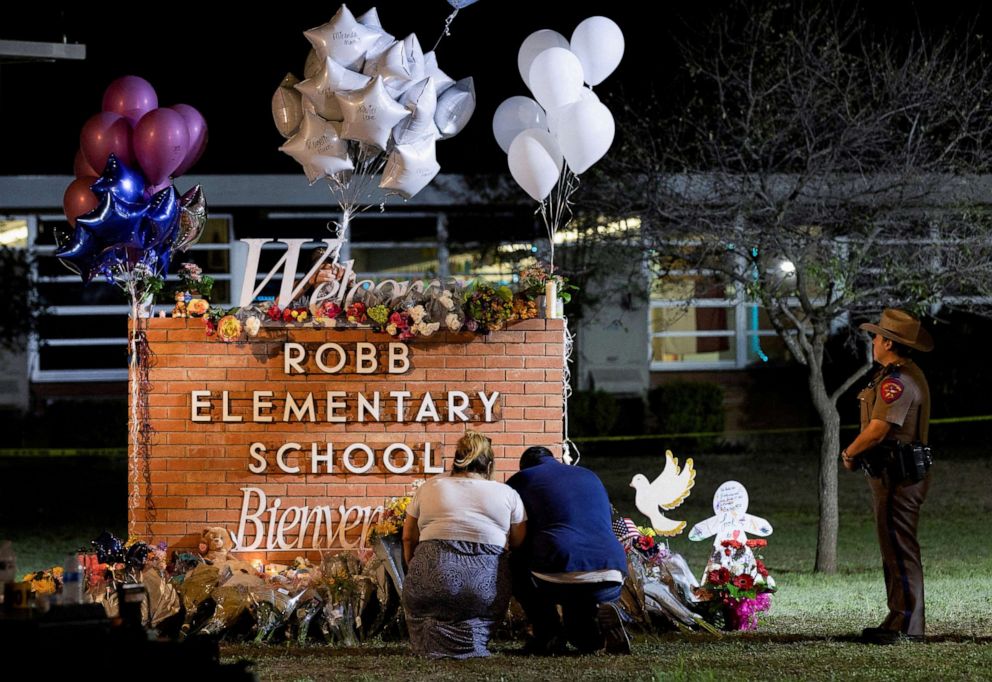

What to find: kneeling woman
left=402, top=431, right=527, bottom=658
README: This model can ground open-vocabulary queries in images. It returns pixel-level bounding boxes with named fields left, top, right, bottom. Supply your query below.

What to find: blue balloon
left=76, top=192, right=149, bottom=255
left=90, top=153, right=146, bottom=204
left=142, top=186, right=180, bottom=251
left=447, top=0, right=479, bottom=7
left=54, top=223, right=102, bottom=283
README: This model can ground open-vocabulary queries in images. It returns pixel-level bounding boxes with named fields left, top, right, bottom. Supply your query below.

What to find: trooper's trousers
left=868, top=471, right=931, bottom=635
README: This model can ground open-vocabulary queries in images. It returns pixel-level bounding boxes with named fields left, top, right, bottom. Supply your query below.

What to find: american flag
left=612, top=516, right=641, bottom=544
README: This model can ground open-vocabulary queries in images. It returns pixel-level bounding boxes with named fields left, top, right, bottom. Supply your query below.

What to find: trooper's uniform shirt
left=856, top=358, right=931, bottom=637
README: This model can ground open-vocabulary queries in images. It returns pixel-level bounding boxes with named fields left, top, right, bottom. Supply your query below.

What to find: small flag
left=612, top=516, right=641, bottom=544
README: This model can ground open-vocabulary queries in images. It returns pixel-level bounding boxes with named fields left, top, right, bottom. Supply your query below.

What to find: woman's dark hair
left=452, top=431, right=494, bottom=477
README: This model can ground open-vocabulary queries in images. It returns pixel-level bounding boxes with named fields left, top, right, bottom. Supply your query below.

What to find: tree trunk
left=807, top=351, right=841, bottom=573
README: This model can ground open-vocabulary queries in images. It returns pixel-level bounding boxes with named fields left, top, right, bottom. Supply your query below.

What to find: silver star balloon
left=394, top=78, right=439, bottom=145
left=175, top=185, right=207, bottom=252
left=357, top=7, right=395, bottom=62
left=280, top=110, right=354, bottom=184
left=296, top=57, right=370, bottom=121
left=304, top=5, right=380, bottom=71
left=272, top=73, right=304, bottom=138
left=336, top=76, right=411, bottom=150
left=304, top=49, right=322, bottom=80
left=435, top=77, right=476, bottom=139
left=380, top=136, right=440, bottom=199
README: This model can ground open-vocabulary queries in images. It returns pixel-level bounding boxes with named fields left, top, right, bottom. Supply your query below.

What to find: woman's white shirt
left=408, top=475, right=526, bottom=546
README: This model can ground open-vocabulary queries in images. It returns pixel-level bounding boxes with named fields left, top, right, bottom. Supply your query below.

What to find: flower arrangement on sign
left=193, top=274, right=545, bottom=342
left=367, top=495, right=412, bottom=541
left=695, top=538, right=775, bottom=631
left=172, top=262, right=215, bottom=318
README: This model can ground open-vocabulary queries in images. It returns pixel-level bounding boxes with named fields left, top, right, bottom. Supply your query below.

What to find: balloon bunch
left=493, top=17, right=624, bottom=270
left=273, top=4, right=475, bottom=238
left=57, top=75, right=208, bottom=301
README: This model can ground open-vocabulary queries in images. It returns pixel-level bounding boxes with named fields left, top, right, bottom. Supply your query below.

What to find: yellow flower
left=187, top=298, right=209, bottom=316
left=217, top=315, right=242, bottom=342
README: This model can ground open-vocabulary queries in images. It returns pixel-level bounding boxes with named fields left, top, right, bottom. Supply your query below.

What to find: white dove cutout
left=630, top=450, right=696, bottom=536
left=689, top=481, right=772, bottom=575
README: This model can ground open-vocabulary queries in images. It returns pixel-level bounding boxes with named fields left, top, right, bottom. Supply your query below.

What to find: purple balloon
left=133, top=108, right=190, bottom=187
left=73, top=149, right=97, bottom=178
left=80, top=112, right=134, bottom=172
left=168, top=104, right=208, bottom=177
left=102, top=76, right=159, bottom=125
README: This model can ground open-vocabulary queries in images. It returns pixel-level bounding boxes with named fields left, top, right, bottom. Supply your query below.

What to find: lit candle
left=545, top=280, right=558, bottom=319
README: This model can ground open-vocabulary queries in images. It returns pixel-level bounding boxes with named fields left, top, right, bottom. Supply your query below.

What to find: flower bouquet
left=463, top=281, right=514, bottom=332
left=696, top=539, right=775, bottom=631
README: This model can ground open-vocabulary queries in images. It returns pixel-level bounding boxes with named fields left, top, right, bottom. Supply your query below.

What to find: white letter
left=447, top=391, right=470, bottom=422
left=356, top=342, right=378, bottom=374
left=388, top=343, right=410, bottom=373
left=221, top=391, right=242, bottom=422
left=414, top=393, right=441, bottom=422
left=248, top=442, right=268, bottom=473
left=191, top=390, right=212, bottom=422
left=357, top=392, right=380, bottom=422
left=315, top=343, right=347, bottom=373
left=284, top=392, right=316, bottom=422
left=284, top=342, right=306, bottom=374
left=424, top=442, right=443, bottom=474
left=311, top=443, right=334, bottom=474
left=235, top=487, right=266, bottom=550
left=253, top=391, right=274, bottom=422
left=390, top=390, right=411, bottom=422
left=342, top=443, right=375, bottom=474
left=276, top=506, right=303, bottom=550
left=326, top=391, right=347, bottom=423
left=276, top=442, right=301, bottom=474
left=383, top=443, right=415, bottom=473
left=479, top=391, right=500, bottom=422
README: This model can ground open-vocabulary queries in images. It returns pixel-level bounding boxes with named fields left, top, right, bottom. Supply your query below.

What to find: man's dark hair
left=890, top=340, right=913, bottom=358
left=520, top=446, right=554, bottom=470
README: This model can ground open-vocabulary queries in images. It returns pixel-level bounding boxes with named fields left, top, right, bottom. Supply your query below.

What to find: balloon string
left=432, top=8, right=460, bottom=52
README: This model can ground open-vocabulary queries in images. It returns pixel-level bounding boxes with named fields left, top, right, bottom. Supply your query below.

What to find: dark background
left=1, top=1, right=987, bottom=178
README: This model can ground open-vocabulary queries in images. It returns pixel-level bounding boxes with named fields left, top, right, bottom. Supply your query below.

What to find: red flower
left=721, top=539, right=744, bottom=549
left=320, top=302, right=342, bottom=319
left=756, top=559, right=769, bottom=578
left=707, top=567, right=731, bottom=586
left=389, top=311, right=406, bottom=326
left=724, top=549, right=732, bottom=556
left=635, top=535, right=656, bottom=551
left=746, top=539, right=768, bottom=548
left=732, top=574, right=755, bottom=590
left=205, top=319, right=216, bottom=336
left=266, top=303, right=282, bottom=321
left=347, top=302, right=367, bottom=324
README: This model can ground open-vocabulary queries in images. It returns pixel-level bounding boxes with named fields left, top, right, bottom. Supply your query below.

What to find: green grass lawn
left=3, top=449, right=991, bottom=680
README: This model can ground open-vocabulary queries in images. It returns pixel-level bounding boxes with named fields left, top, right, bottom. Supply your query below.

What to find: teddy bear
left=198, top=527, right=234, bottom=564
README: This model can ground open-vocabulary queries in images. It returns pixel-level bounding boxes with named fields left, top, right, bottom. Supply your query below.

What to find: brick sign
left=132, top=318, right=565, bottom=561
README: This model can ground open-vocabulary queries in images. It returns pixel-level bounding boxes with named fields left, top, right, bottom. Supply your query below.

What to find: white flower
left=438, top=291, right=455, bottom=310
left=245, top=316, right=261, bottom=337
left=410, top=305, right=427, bottom=323
left=422, top=321, right=440, bottom=336
left=386, top=323, right=397, bottom=336
left=445, top=313, right=461, bottom=331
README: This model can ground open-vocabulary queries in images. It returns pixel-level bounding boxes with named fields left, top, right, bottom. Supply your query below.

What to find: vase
left=136, top=294, right=154, bottom=318
left=372, top=533, right=406, bottom=594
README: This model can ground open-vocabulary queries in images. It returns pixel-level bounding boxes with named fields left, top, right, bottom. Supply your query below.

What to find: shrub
left=648, top=382, right=725, bottom=450
left=567, top=390, right=620, bottom=437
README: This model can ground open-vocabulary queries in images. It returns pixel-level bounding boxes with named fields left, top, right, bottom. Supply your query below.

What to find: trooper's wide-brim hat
left=859, top=308, right=934, bottom=352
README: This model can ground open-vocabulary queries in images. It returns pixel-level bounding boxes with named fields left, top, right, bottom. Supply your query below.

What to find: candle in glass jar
left=545, top=280, right=558, bottom=319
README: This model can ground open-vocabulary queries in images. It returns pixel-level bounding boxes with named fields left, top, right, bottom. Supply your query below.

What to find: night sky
left=0, top=1, right=986, bottom=178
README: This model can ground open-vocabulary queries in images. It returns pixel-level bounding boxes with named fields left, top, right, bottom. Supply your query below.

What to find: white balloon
left=570, top=16, right=625, bottom=86
left=380, top=136, right=441, bottom=199
left=394, top=78, right=439, bottom=145
left=528, top=47, right=584, bottom=112
left=435, top=77, right=476, bottom=139
left=296, top=57, right=370, bottom=121
left=357, top=7, right=384, bottom=29
left=363, top=34, right=424, bottom=98
left=555, top=99, right=615, bottom=174
left=279, top=111, right=353, bottom=184
left=508, top=129, right=563, bottom=201
left=517, top=29, right=570, bottom=89
left=272, top=73, right=303, bottom=139
left=304, top=49, right=322, bottom=80
left=492, top=96, right=547, bottom=154
left=304, top=5, right=381, bottom=71
left=336, top=76, right=411, bottom=150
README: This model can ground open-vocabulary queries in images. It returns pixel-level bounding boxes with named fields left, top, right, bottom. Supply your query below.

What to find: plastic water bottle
left=62, top=553, right=84, bottom=605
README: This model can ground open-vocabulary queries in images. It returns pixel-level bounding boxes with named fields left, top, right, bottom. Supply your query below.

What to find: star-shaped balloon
left=90, top=153, right=146, bottom=204
left=142, top=185, right=180, bottom=252
left=357, top=7, right=396, bottom=62
left=394, top=78, right=439, bottom=145
left=424, top=51, right=455, bottom=95
left=175, top=185, right=207, bottom=253
left=380, top=136, right=440, bottom=199
left=337, top=76, right=411, bottom=150
left=280, top=110, right=354, bottom=184
left=75, top=192, right=149, bottom=256
left=304, top=5, right=381, bottom=71
left=54, top=222, right=101, bottom=282
left=296, top=57, right=370, bottom=121
left=435, top=77, right=476, bottom=139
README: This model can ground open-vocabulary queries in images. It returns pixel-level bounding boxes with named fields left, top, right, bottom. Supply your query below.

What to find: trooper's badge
left=880, top=377, right=904, bottom=404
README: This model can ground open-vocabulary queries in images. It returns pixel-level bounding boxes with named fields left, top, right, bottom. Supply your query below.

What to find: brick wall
left=131, top=317, right=565, bottom=562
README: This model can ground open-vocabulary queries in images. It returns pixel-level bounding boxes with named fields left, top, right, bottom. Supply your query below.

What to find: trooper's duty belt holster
left=860, top=440, right=933, bottom=483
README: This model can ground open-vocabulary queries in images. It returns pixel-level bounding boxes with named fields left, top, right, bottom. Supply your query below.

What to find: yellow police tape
left=0, top=414, right=988, bottom=453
